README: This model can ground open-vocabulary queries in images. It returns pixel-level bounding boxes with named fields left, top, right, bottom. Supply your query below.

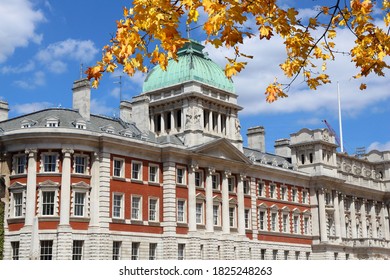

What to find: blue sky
left=0, top=0, right=389, bottom=154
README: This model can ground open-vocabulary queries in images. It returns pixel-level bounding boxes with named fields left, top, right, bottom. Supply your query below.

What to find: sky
left=0, top=0, right=389, bottom=154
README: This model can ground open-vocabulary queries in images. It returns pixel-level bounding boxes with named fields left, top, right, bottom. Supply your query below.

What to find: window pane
left=14, top=193, right=23, bottom=217
left=113, top=194, right=122, bottom=218
left=40, top=240, right=53, bottom=260
left=42, top=192, right=55, bottom=216
left=113, top=241, right=121, bottom=260
left=149, top=199, right=157, bottom=221
left=74, top=192, right=85, bottom=216
left=72, top=240, right=84, bottom=260
left=75, top=156, right=86, bottom=174
left=149, top=243, right=157, bottom=260
left=131, top=197, right=141, bottom=220
left=44, top=155, right=56, bottom=172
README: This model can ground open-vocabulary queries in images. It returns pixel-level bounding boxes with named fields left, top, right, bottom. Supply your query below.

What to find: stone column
left=380, top=202, right=387, bottom=239
left=59, top=148, right=73, bottom=226
left=222, top=170, right=230, bottom=234
left=160, top=113, right=165, bottom=133
left=383, top=202, right=390, bottom=240
left=309, top=188, right=320, bottom=239
left=361, top=199, right=367, bottom=238
left=188, top=163, right=197, bottom=232
left=25, top=149, right=37, bottom=227
left=317, top=188, right=328, bottom=242
left=333, top=190, right=341, bottom=241
left=205, top=167, right=214, bottom=233
left=209, top=111, right=213, bottom=132
left=57, top=148, right=74, bottom=260
left=217, top=113, right=221, bottom=134
left=350, top=197, right=357, bottom=238
left=371, top=201, right=378, bottom=238
left=150, top=114, right=155, bottom=133
left=339, top=193, right=346, bottom=239
left=170, top=110, right=175, bottom=133
left=237, top=175, right=245, bottom=236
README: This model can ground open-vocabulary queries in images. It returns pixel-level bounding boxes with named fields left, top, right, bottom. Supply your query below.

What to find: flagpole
left=337, top=81, right=344, bottom=153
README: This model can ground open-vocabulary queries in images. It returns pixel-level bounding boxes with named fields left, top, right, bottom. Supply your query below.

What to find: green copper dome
left=142, top=40, right=235, bottom=93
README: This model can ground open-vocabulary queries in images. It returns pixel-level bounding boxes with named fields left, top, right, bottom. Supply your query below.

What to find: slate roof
left=243, top=147, right=295, bottom=170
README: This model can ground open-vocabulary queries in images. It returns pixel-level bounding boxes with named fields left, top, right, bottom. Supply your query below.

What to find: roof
left=243, top=147, right=295, bottom=170
left=0, top=108, right=143, bottom=139
left=142, top=40, right=235, bottom=93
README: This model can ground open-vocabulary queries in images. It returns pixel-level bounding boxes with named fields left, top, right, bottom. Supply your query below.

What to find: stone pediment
left=38, top=180, right=59, bottom=187
left=191, top=138, right=251, bottom=164
left=71, top=181, right=91, bottom=190
left=9, top=182, right=26, bottom=190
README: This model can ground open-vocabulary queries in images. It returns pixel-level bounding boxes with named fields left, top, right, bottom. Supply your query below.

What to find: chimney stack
left=0, top=100, right=9, bottom=121
left=72, top=78, right=91, bottom=121
left=120, top=100, right=132, bottom=123
left=274, top=138, right=291, bottom=158
left=131, top=95, right=150, bottom=135
left=247, top=126, right=265, bottom=152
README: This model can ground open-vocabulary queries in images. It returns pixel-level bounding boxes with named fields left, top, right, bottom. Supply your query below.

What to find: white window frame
left=148, top=197, right=159, bottom=222
left=212, top=174, right=220, bottom=190
left=37, top=181, right=60, bottom=218
left=149, top=243, right=157, bottom=260
left=195, top=170, right=204, bottom=188
left=196, top=202, right=204, bottom=225
left=292, top=188, right=298, bottom=202
left=178, top=244, right=185, bottom=260
left=72, top=240, right=84, bottom=260
left=148, top=164, right=159, bottom=183
left=40, top=240, right=54, bottom=260
left=12, top=192, right=24, bottom=218
left=213, top=202, right=221, bottom=226
left=73, top=192, right=86, bottom=217
left=131, top=242, right=140, bottom=260
left=293, top=215, right=300, bottom=234
left=281, top=187, right=287, bottom=200
left=228, top=176, right=235, bottom=193
left=131, top=195, right=142, bottom=220
left=41, top=191, right=56, bottom=216
left=113, top=158, right=124, bottom=178
left=304, top=216, right=310, bottom=235
left=302, top=190, right=308, bottom=204
left=282, top=213, right=289, bottom=233
left=112, top=193, right=124, bottom=219
left=113, top=241, right=122, bottom=260
left=229, top=206, right=237, bottom=228
left=73, top=154, right=89, bottom=175
left=131, top=161, right=143, bottom=181
left=13, top=154, right=26, bottom=175
left=243, top=179, right=250, bottom=195
left=41, top=152, right=59, bottom=173
left=11, top=241, right=20, bottom=260
left=244, top=208, right=251, bottom=229
left=271, top=211, right=278, bottom=232
left=269, top=184, right=276, bottom=199
left=258, top=208, right=267, bottom=231
left=176, top=166, right=186, bottom=185
left=258, top=181, right=264, bottom=197
left=177, top=199, right=186, bottom=223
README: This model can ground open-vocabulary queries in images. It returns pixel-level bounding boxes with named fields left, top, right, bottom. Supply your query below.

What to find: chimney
left=274, top=138, right=291, bottom=158
left=0, top=101, right=9, bottom=121
left=247, top=126, right=265, bottom=152
left=120, top=100, right=132, bottom=123
left=131, top=95, right=150, bottom=135
left=72, top=78, right=91, bottom=121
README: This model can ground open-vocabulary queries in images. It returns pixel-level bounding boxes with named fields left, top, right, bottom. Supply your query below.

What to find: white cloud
left=12, top=101, right=53, bottom=115
left=36, top=39, right=99, bottom=73
left=0, top=0, right=44, bottom=63
left=90, top=98, right=116, bottom=116
left=13, top=71, right=45, bottom=89
left=1, top=60, right=35, bottom=74
left=368, top=141, right=390, bottom=152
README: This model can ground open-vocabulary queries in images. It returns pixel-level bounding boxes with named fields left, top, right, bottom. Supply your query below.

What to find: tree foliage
left=87, top=0, right=390, bottom=102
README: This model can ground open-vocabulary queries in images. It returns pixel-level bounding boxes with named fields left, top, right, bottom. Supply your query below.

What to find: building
left=1, top=40, right=390, bottom=260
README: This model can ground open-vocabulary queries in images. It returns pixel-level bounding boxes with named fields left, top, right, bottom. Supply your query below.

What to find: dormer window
left=21, top=119, right=36, bottom=128
left=45, top=117, right=60, bottom=127
left=74, top=119, right=87, bottom=130
left=101, top=125, right=115, bottom=134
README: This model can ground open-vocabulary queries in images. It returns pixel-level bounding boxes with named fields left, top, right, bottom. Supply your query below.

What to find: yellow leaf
left=359, top=83, right=367, bottom=90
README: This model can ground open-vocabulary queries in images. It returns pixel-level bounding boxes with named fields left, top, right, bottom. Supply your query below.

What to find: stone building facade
left=0, top=40, right=390, bottom=260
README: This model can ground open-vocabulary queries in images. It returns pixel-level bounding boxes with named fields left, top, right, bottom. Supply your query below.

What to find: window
left=112, top=194, right=124, bottom=219
left=149, top=198, right=158, bottom=222
left=131, top=196, right=142, bottom=220
left=131, top=242, right=140, bottom=260
left=40, top=240, right=53, bottom=260
left=302, top=191, right=308, bottom=204
left=11, top=241, right=20, bottom=260
left=13, top=192, right=23, bottom=217
left=42, top=191, right=55, bottom=216
left=74, top=192, right=86, bottom=217
left=228, top=177, right=235, bottom=192
left=75, top=120, right=86, bottom=129
left=245, top=209, right=251, bottom=229
left=293, top=216, right=299, bottom=234
left=259, top=210, right=266, bottom=230
left=74, top=155, right=87, bottom=174
left=325, top=192, right=332, bottom=206
left=132, top=161, right=142, bottom=180
left=213, top=204, right=220, bottom=226
left=271, top=212, right=278, bottom=231
left=292, top=189, right=297, bottom=202
left=284, top=250, right=289, bottom=260
left=149, top=164, right=159, bottom=183
left=243, top=179, right=250, bottom=194
left=113, top=241, right=122, bottom=260
left=295, top=251, right=300, bottom=260
left=149, top=243, right=157, bottom=260
left=177, top=200, right=186, bottom=223
left=272, top=250, right=278, bottom=260
left=196, top=203, right=203, bottom=224
left=178, top=244, right=185, bottom=260
left=46, top=118, right=59, bottom=127
left=212, top=174, right=220, bottom=190
left=269, top=184, right=276, bottom=198
left=43, top=154, right=57, bottom=173
left=258, top=182, right=264, bottom=196
left=229, top=207, right=236, bottom=228
left=14, top=154, right=26, bottom=174
left=281, top=187, right=287, bottom=200
left=306, top=252, right=310, bottom=260
left=72, top=240, right=84, bottom=260
left=261, top=249, right=266, bottom=260
left=195, top=171, right=203, bottom=188
left=282, top=214, right=289, bottom=232
left=304, top=217, right=310, bottom=234
left=113, top=158, right=124, bottom=177
left=176, top=167, right=186, bottom=185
